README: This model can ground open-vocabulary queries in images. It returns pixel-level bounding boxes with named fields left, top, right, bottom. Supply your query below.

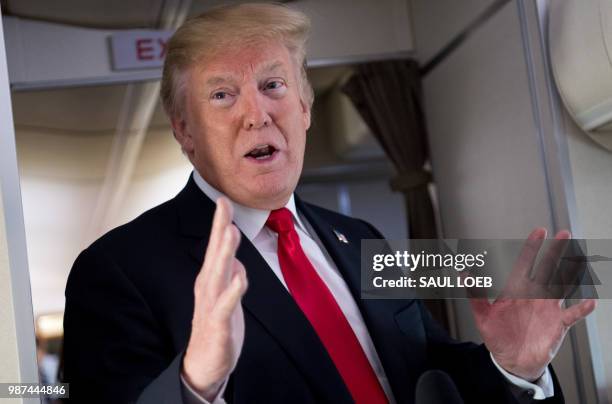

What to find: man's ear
left=301, top=100, right=312, bottom=131
left=170, top=113, right=194, bottom=157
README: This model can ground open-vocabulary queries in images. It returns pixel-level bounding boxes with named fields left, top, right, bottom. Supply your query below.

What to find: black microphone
left=416, top=369, right=464, bottom=404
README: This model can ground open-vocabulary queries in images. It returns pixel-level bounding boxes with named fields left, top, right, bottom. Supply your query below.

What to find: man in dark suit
left=62, top=3, right=595, bottom=403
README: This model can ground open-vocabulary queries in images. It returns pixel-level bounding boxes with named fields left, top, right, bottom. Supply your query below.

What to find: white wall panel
left=415, top=0, right=584, bottom=402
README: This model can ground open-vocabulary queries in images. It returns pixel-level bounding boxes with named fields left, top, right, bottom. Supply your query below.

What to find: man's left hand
left=469, top=228, right=596, bottom=381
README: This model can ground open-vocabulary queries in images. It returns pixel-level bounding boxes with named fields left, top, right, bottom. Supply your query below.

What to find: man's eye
left=209, top=90, right=235, bottom=106
left=265, top=80, right=285, bottom=90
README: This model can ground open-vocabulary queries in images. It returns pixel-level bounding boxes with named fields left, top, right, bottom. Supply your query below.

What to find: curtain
left=342, top=59, right=448, bottom=329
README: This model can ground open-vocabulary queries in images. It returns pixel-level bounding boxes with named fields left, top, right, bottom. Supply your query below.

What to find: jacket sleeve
left=62, top=243, right=185, bottom=404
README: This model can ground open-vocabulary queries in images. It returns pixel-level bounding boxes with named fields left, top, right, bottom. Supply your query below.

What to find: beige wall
left=15, top=119, right=192, bottom=315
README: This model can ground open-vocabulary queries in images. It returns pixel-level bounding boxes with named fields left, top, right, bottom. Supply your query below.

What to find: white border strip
left=0, top=8, right=40, bottom=401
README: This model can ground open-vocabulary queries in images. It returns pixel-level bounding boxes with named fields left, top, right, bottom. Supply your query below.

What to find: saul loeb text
left=370, top=250, right=493, bottom=290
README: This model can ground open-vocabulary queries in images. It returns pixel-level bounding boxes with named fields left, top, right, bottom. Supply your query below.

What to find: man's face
left=173, top=40, right=311, bottom=209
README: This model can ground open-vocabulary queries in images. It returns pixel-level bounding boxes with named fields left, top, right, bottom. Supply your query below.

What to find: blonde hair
left=161, top=2, right=313, bottom=118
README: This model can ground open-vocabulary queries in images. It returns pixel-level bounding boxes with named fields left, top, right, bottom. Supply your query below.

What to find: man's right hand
left=182, top=197, right=248, bottom=401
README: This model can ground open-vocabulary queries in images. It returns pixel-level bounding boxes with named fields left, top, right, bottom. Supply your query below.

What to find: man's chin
left=231, top=181, right=295, bottom=210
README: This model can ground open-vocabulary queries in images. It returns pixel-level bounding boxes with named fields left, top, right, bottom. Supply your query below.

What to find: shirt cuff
left=490, top=353, right=554, bottom=400
left=180, top=374, right=228, bottom=404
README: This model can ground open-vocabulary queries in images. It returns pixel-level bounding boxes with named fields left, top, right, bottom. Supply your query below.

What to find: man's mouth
left=244, top=144, right=278, bottom=160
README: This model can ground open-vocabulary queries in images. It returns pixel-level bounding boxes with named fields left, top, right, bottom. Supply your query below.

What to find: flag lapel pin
left=333, top=229, right=349, bottom=244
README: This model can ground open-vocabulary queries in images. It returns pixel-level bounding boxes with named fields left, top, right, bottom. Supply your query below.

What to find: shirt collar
left=192, top=170, right=307, bottom=241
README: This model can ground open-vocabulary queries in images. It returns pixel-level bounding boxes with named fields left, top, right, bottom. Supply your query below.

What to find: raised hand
left=182, top=197, right=248, bottom=400
left=470, top=228, right=596, bottom=381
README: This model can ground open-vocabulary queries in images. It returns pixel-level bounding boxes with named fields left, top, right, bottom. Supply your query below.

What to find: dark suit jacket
left=62, top=175, right=564, bottom=404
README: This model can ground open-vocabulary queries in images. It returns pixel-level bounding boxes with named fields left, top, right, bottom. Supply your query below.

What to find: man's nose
left=241, top=90, right=271, bottom=130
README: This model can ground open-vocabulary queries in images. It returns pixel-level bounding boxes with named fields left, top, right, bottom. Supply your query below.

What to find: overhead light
left=36, top=312, right=63, bottom=340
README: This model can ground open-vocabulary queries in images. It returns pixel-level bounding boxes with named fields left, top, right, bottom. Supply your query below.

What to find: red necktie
left=266, top=208, right=388, bottom=404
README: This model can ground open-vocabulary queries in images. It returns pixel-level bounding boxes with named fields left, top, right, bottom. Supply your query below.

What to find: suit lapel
left=177, top=177, right=352, bottom=402
left=236, top=239, right=353, bottom=402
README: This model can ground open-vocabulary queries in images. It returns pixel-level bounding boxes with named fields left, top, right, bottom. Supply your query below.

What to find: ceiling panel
left=3, top=0, right=163, bottom=28
left=2, top=0, right=292, bottom=29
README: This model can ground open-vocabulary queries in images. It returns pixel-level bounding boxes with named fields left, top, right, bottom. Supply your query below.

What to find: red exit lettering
left=136, top=38, right=154, bottom=60
left=135, top=38, right=168, bottom=61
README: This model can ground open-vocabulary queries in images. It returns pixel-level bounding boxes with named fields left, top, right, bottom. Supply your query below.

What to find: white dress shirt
left=182, top=171, right=553, bottom=403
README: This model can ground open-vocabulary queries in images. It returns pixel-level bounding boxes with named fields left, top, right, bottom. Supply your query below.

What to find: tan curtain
left=342, top=60, right=448, bottom=328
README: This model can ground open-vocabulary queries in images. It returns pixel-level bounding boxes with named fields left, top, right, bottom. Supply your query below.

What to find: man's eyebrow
left=205, top=75, right=236, bottom=87
left=204, top=61, right=287, bottom=88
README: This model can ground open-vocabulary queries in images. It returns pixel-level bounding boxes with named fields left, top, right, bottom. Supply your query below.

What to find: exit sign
left=110, top=30, right=173, bottom=70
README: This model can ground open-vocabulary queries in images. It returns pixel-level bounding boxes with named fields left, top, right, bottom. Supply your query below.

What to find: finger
left=518, top=228, right=548, bottom=279
left=214, top=261, right=248, bottom=321
left=533, top=230, right=570, bottom=288
left=550, top=239, right=591, bottom=300
left=203, top=198, right=234, bottom=271
left=207, top=225, right=241, bottom=300
left=198, top=198, right=233, bottom=295
left=562, top=299, right=597, bottom=328
left=501, top=228, right=546, bottom=298
left=549, top=258, right=585, bottom=300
